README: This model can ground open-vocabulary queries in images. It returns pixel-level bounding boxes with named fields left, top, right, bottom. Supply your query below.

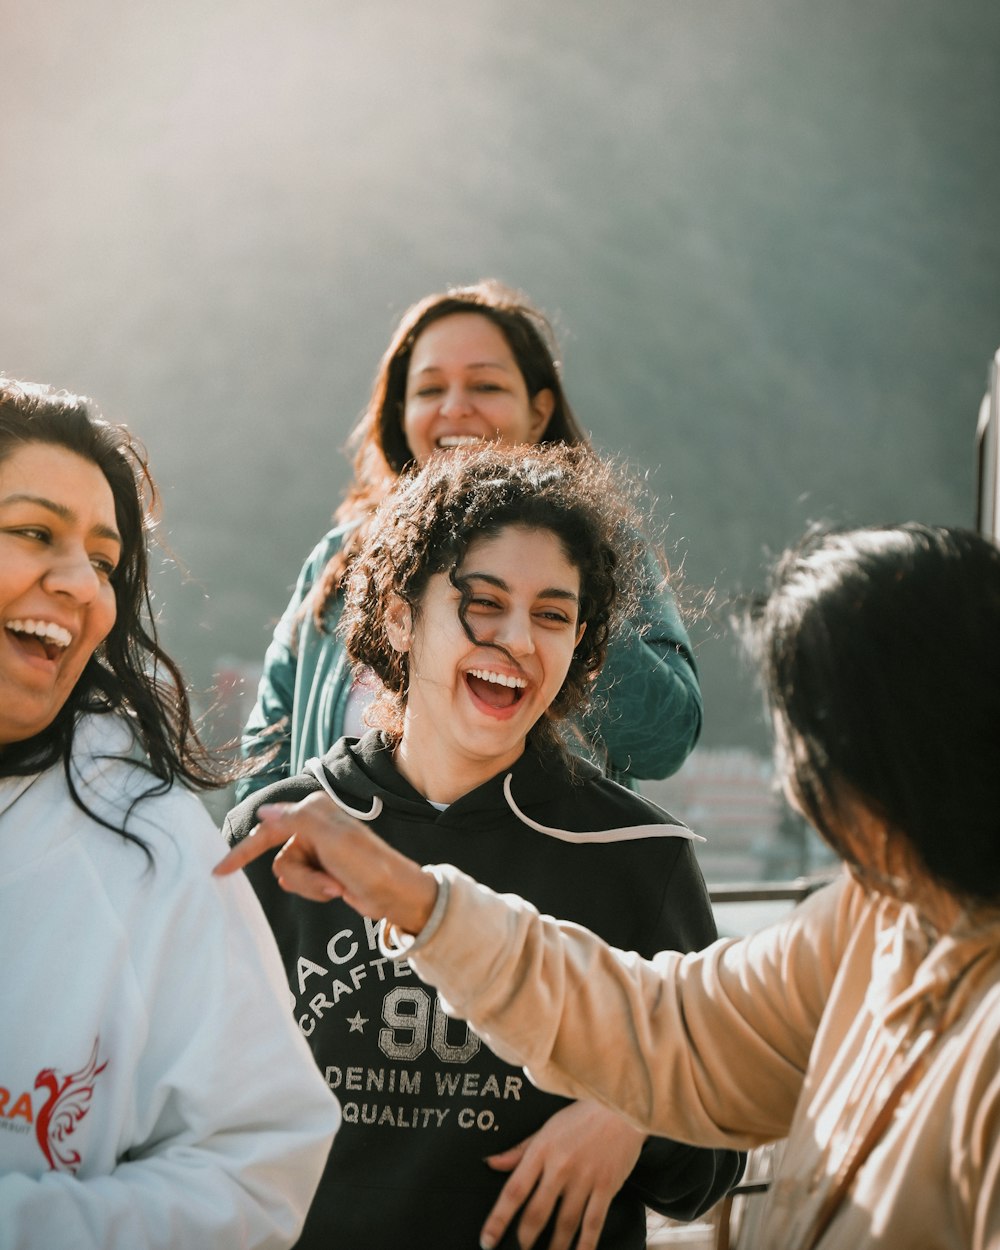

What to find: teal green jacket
left=236, top=525, right=702, bottom=800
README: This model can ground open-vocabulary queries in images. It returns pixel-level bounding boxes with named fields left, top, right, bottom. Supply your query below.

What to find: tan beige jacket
left=407, top=867, right=1000, bottom=1249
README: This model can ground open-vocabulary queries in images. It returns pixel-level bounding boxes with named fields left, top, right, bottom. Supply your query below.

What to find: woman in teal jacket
left=237, top=280, right=701, bottom=800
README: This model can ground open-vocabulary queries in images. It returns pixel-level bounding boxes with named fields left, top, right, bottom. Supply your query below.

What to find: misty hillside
left=3, top=0, right=999, bottom=753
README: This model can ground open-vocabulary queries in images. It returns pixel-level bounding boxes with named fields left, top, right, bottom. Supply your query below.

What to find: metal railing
left=708, top=875, right=831, bottom=905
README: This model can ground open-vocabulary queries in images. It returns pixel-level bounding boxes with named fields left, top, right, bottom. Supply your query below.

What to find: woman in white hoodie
left=219, top=521, right=1000, bottom=1250
left=0, top=377, right=339, bottom=1250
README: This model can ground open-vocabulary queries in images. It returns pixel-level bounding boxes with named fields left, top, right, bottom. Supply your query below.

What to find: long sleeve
left=409, top=868, right=859, bottom=1151
left=618, top=840, right=745, bottom=1217
left=403, top=860, right=1000, bottom=1249
left=0, top=741, right=340, bottom=1250
left=576, top=546, right=702, bottom=782
left=237, top=531, right=341, bottom=801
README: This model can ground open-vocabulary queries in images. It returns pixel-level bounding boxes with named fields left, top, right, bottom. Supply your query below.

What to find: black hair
left=341, top=444, right=647, bottom=759
left=0, top=377, right=235, bottom=849
left=753, top=522, right=1000, bottom=903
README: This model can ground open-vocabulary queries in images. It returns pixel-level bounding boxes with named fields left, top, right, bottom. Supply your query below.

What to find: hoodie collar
left=317, top=729, right=566, bottom=821
left=318, top=731, right=429, bottom=816
left=313, top=731, right=699, bottom=845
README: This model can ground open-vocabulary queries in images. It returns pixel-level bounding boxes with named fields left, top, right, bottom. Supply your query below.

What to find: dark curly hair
left=752, top=522, right=1000, bottom=904
left=313, top=279, right=590, bottom=624
left=0, top=377, right=235, bottom=846
left=341, top=444, right=646, bottom=758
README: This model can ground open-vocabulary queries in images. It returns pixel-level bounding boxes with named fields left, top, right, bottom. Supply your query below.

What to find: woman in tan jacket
left=218, top=522, right=1000, bottom=1250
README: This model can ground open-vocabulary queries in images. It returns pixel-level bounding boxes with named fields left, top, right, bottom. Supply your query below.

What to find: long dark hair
left=0, top=378, right=234, bottom=843
left=754, top=522, right=1000, bottom=903
left=312, top=280, right=589, bottom=625
left=340, top=444, right=645, bottom=759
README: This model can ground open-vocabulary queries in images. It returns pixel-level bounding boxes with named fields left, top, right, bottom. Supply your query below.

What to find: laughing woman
left=0, top=379, right=338, bottom=1250
left=223, top=445, right=741, bottom=1250
left=236, top=280, right=702, bottom=800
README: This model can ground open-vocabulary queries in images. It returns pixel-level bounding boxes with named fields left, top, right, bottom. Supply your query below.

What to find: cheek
left=494, top=406, right=535, bottom=440
left=401, top=407, right=433, bottom=459
left=544, top=639, right=578, bottom=692
left=94, top=589, right=118, bottom=647
left=402, top=398, right=431, bottom=428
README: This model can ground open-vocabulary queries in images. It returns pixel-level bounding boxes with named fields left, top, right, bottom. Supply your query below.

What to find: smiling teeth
left=438, top=435, right=485, bottom=448
left=468, top=669, right=527, bottom=689
left=6, top=619, right=72, bottom=648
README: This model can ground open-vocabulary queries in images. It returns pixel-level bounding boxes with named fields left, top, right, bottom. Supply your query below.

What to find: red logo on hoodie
left=34, top=1037, right=109, bottom=1173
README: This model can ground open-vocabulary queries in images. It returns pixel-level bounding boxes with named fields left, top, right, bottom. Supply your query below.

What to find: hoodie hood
left=311, top=730, right=700, bottom=845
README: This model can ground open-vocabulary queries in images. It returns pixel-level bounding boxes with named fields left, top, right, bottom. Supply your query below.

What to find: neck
left=853, top=859, right=964, bottom=936
left=392, top=717, right=525, bottom=805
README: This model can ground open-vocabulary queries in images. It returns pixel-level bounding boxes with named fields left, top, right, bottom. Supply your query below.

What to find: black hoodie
left=225, top=732, right=743, bottom=1248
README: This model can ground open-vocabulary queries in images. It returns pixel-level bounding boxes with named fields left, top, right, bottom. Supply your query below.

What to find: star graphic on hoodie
left=347, top=1012, right=368, bottom=1034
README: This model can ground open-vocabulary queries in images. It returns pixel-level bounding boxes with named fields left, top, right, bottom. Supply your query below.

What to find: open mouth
left=5, top=619, right=72, bottom=663
left=465, top=668, right=527, bottom=711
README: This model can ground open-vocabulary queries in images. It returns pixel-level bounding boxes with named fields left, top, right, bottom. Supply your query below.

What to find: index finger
left=480, top=1147, right=541, bottom=1250
left=213, top=803, right=296, bottom=876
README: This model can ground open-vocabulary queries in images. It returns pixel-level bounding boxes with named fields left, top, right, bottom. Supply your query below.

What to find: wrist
left=379, top=866, right=451, bottom=961
left=395, top=863, right=439, bottom=935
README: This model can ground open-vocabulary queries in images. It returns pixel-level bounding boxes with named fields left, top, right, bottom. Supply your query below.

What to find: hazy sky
left=4, top=0, right=999, bottom=745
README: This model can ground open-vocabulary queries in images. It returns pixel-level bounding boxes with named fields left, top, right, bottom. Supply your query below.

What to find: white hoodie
left=0, top=714, right=340, bottom=1250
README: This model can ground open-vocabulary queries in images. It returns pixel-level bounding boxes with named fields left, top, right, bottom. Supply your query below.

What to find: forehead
left=459, top=525, right=580, bottom=590
left=409, top=313, right=516, bottom=369
left=0, top=441, right=117, bottom=524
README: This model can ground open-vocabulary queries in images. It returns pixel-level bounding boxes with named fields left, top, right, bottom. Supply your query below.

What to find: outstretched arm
left=215, top=792, right=848, bottom=1150
left=216, top=791, right=439, bottom=930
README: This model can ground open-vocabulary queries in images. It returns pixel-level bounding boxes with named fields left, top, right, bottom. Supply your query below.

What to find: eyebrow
left=0, top=493, right=123, bottom=546
left=463, top=571, right=579, bottom=603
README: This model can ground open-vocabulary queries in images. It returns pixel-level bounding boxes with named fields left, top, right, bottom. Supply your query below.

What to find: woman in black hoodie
left=224, top=444, right=741, bottom=1250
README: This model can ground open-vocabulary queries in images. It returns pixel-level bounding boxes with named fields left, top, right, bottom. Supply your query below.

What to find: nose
left=42, top=547, right=101, bottom=604
left=495, top=607, right=535, bottom=658
left=439, top=385, right=473, bottom=418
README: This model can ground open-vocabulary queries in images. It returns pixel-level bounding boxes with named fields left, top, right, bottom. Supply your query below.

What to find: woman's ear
left=385, top=595, right=413, bottom=653
left=528, top=388, right=556, bottom=440
left=574, top=621, right=587, bottom=648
